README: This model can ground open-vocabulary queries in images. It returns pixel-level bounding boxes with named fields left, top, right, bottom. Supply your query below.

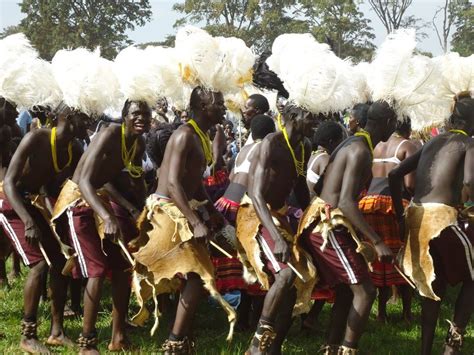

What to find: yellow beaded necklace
left=50, top=127, right=72, bottom=173
left=188, top=119, right=213, bottom=165
left=277, top=113, right=305, bottom=177
left=354, top=129, right=374, bottom=158
left=121, top=124, right=143, bottom=178
left=449, top=129, right=468, bottom=136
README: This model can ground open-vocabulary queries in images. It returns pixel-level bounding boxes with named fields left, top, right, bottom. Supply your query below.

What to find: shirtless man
left=389, top=95, right=474, bottom=355
left=132, top=87, right=231, bottom=354
left=55, top=100, right=151, bottom=354
left=242, top=94, right=270, bottom=145
left=1, top=104, right=89, bottom=353
left=348, top=103, right=369, bottom=136
left=239, top=104, right=317, bottom=354
left=359, top=118, right=418, bottom=323
left=299, top=101, right=395, bottom=354
left=213, top=114, right=276, bottom=329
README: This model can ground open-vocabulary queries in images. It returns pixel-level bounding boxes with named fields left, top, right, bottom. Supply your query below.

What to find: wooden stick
left=394, top=264, right=416, bottom=289
left=210, top=241, right=233, bottom=258
left=287, top=262, right=306, bottom=283
left=118, top=239, right=135, bottom=266
left=38, top=242, right=51, bottom=267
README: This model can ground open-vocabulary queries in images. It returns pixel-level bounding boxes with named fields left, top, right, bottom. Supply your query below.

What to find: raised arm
left=3, top=132, right=40, bottom=243
left=249, top=138, right=289, bottom=262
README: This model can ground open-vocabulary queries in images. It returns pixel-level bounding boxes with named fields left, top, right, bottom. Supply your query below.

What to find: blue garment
left=16, top=111, right=32, bottom=135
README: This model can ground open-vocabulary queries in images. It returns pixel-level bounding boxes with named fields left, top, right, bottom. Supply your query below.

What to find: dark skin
left=72, top=101, right=151, bottom=354
left=315, top=113, right=396, bottom=349
left=372, top=128, right=418, bottom=323
left=389, top=116, right=474, bottom=355
left=242, top=98, right=263, bottom=130
left=3, top=108, right=87, bottom=353
left=306, top=137, right=343, bottom=198
left=246, top=109, right=316, bottom=355
left=155, top=90, right=226, bottom=340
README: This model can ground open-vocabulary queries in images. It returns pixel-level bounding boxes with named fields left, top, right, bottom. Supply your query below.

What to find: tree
left=299, top=0, right=376, bottom=61
left=451, top=0, right=473, bottom=56
left=19, top=0, right=152, bottom=60
left=432, top=0, right=462, bottom=52
left=172, top=0, right=308, bottom=51
left=0, top=25, right=23, bottom=39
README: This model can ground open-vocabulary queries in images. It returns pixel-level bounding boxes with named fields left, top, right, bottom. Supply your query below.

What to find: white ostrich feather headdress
left=173, top=26, right=255, bottom=108
left=52, top=47, right=121, bottom=117
left=266, top=33, right=356, bottom=114
left=0, top=33, right=61, bottom=109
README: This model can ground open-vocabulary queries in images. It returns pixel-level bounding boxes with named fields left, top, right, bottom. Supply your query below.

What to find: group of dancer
left=0, top=26, right=473, bottom=355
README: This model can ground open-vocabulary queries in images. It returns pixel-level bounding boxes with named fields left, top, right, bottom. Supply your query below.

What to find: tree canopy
left=19, top=0, right=152, bottom=60
left=451, top=0, right=473, bottom=56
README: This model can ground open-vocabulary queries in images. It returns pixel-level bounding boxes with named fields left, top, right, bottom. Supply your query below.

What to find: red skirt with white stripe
left=302, top=227, right=370, bottom=287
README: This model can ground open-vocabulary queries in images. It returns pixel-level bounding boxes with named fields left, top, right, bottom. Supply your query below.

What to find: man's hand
left=192, top=221, right=210, bottom=240
left=24, top=220, right=41, bottom=245
left=103, top=216, right=120, bottom=242
left=273, top=237, right=290, bottom=263
left=374, top=241, right=393, bottom=263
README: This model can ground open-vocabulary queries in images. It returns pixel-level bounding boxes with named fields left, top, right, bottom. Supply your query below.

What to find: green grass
left=0, top=264, right=472, bottom=354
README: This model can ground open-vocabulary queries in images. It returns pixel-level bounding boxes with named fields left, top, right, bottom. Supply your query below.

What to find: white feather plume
left=52, top=48, right=120, bottom=116
left=267, top=33, right=355, bottom=114
left=351, top=62, right=371, bottom=104
left=367, top=29, right=417, bottom=105
left=0, top=33, right=61, bottom=109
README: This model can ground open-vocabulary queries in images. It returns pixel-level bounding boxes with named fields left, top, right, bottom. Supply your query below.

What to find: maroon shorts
left=0, top=194, right=65, bottom=269
left=430, top=224, right=474, bottom=286
left=259, top=226, right=290, bottom=275
left=302, top=227, right=370, bottom=287
left=66, top=201, right=137, bottom=279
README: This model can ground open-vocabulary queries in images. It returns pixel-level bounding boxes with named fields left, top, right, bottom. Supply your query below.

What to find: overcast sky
left=0, top=0, right=464, bottom=55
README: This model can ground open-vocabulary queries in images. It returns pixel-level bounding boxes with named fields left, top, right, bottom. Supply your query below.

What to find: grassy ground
left=0, top=265, right=472, bottom=354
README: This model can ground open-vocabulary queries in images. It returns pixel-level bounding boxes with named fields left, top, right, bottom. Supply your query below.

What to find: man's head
left=189, top=86, right=226, bottom=125
left=312, top=121, right=344, bottom=153
left=122, top=100, right=152, bottom=136
left=281, top=103, right=317, bottom=138
left=449, top=94, right=474, bottom=136
left=155, top=97, right=168, bottom=115
left=251, top=114, right=276, bottom=140
left=348, top=103, right=370, bottom=135
left=55, top=102, right=94, bottom=140
left=242, top=94, right=270, bottom=129
left=396, top=118, right=412, bottom=139
left=0, top=97, right=18, bottom=127
left=366, top=101, right=397, bottom=142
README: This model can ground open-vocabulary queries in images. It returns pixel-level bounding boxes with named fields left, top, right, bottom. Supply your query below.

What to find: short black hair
left=396, top=117, right=411, bottom=135
left=121, top=99, right=150, bottom=119
left=251, top=114, right=275, bottom=140
left=312, top=121, right=344, bottom=150
left=367, top=101, right=396, bottom=122
left=449, top=95, right=474, bottom=128
left=351, top=103, right=370, bottom=128
left=248, top=94, right=270, bottom=113
left=189, top=86, right=218, bottom=113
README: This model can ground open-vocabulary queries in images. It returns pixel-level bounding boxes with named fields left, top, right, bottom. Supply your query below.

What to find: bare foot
left=79, top=348, right=100, bottom=355
left=108, top=337, right=131, bottom=351
left=20, top=337, right=51, bottom=354
left=46, top=333, right=75, bottom=347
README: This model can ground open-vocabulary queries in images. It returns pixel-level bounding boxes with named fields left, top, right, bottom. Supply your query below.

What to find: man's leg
left=421, top=278, right=446, bottom=355
left=170, top=272, right=204, bottom=338
left=269, top=286, right=297, bottom=355
left=20, top=260, right=51, bottom=354
left=47, top=269, right=73, bottom=346
left=247, top=268, right=296, bottom=355
left=341, top=279, right=377, bottom=349
left=11, top=250, right=21, bottom=278
left=108, top=270, right=131, bottom=351
left=399, top=284, right=413, bottom=322
left=0, top=258, right=6, bottom=287
left=376, top=286, right=390, bottom=322
left=326, top=284, right=353, bottom=346
left=443, top=280, right=474, bottom=355
left=79, top=277, right=103, bottom=355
